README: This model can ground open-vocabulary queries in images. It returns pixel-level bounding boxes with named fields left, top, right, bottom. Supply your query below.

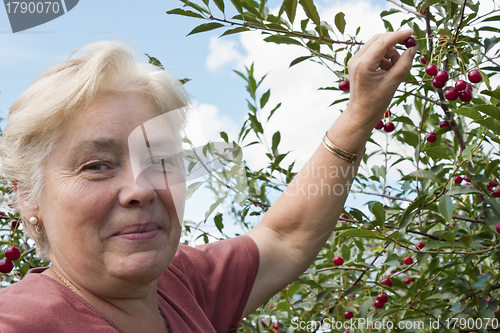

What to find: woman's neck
left=43, top=265, right=169, bottom=333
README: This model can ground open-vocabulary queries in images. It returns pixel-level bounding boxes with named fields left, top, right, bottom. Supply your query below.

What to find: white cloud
left=205, top=36, right=244, bottom=72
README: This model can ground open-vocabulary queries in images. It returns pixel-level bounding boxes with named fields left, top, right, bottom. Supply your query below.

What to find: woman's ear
left=11, top=180, right=40, bottom=224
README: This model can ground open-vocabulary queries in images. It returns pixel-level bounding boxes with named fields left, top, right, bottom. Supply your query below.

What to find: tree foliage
left=166, top=0, right=500, bottom=332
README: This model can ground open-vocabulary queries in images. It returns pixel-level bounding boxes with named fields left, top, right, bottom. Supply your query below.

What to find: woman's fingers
left=354, top=30, right=413, bottom=66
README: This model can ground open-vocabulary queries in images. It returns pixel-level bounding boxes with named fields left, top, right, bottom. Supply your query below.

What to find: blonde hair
left=0, top=41, right=191, bottom=260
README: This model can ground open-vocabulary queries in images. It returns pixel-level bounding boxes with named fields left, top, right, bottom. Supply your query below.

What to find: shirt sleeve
left=167, top=235, right=260, bottom=332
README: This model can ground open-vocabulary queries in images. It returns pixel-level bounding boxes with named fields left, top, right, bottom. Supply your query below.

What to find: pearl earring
left=29, top=216, right=38, bottom=225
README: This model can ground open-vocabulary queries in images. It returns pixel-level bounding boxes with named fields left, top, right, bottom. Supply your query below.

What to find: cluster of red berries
left=425, top=120, right=451, bottom=143
left=375, top=110, right=395, bottom=132
left=0, top=246, right=21, bottom=274
left=486, top=179, right=500, bottom=197
left=260, top=321, right=280, bottom=331
left=423, top=60, right=482, bottom=103
left=374, top=293, right=389, bottom=309
left=454, top=175, right=472, bottom=186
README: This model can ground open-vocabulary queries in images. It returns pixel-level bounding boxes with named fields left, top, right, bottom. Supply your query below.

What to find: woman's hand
left=345, top=30, right=417, bottom=129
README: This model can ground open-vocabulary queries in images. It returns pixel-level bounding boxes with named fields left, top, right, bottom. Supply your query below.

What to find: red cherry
left=341, top=214, right=349, bottom=219
left=344, top=311, right=354, bottom=319
left=403, top=257, right=414, bottom=265
left=459, top=89, right=473, bottom=103
left=439, top=36, right=448, bottom=44
left=468, top=69, right=482, bottom=83
left=384, top=122, right=395, bottom=133
left=404, top=37, right=417, bottom=48
left=493, top=189, right=500, bottom=198
left=425, top=64, right=438, bottom=76
left=464, top=177, right=471, bottom=183
left=0, top=258, right=14, bottom=273
left=5, top=246, right=21, bottom=261
left=432, top=77, right=446, bottom=89
left=384, top=109, right=391, bottom=118
left=10, top=220, right=20, bottom=230
left=455, top=80, right=467, bottom=91
left=272, top=323, right=280, bottom=330
left=403, top=277, right=411, bottom=284
left=339, top=80, right=350, bottom=91
left=333, top=256, right=344, bottom=266
left=260, top=320, right=266, bottom=327
left=455, top=176, right=463, bottom=184
left=376, top=294, right=388, bottom=303
left=435, top=70, right=449, bottom=84
left=444, top=88, right=458, bottom=101
left=381, top=279, right=393, bottom=287
left=419, top=55, right=427, bottom=64
left=439, top=120, right=450, bottom=128
left=466, top=83, right=473, bottom=91
left=375, top=120, right=384, bottom=130
left=417, top=242, right=425, bottom=249
left=426, top=132, right=437, bottom=143
left=374, top=300, right=384, bottom=309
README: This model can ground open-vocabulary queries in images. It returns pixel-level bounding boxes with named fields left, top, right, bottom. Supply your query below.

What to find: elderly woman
left=0, top=30, right=415, bottom=332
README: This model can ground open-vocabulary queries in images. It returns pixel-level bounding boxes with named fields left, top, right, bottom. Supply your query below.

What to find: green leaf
left=220, top=27, right=250, bottom=37
left=166, top=8, right=205, bottom=18
left=230, top=0, right=243, bottom=15
left=145, top=54, right=164, bottom=70
left=402, top=170, right=439, bottom=182
left=272, top=131, right=281, bottom=155
left=452, top=107, right=483, bottom=121
left=399, top=195, right=428, bottom=230
left=179, top=0, right=210, bottom=14
left=486, top=198, right=500, bottom=218
left=334, top=12, right=346, bottom=34
left=213, top=0, right=225, bottom=13
left=186, top=181, right=204, bottom=200
left=460, top=234, right=473, bottom=248
left=260, top=89, right=271, bottom=109
left=341, top=244, right=351, bottom=261
left=204, top=197, right=225, bottom=221
left=214, top=213, right=224, bottom=233
left=289, top=55, right=312, bottom=67
left=220, top=131, right=228, bottom=142
left=339, top=229, right=386, bottom=240
left=187, top=23, right=225, bottom=36
left=447, top=186, right=482, bottom=196
left=287, top=282, right=301, bottom=297
left=371, top=202, right=386, bottom=228
left=438, top=195, right=453, bottom=223
left=476, top=105, right=500, bottom=122
left=267, top=103, right=282, bottom=121
left=263, top=35, right=302, bottom=46
left=477, top=117, right=500, bottom=135
left=298, top=0, right=320, bottom=26
left=282, top=0, right=298, bottom=23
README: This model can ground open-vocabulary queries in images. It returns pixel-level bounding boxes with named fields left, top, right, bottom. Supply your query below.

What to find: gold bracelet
left=322, top=132, right=357, bottom=163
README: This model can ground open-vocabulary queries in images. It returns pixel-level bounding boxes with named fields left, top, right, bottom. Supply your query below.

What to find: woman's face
left=38, top=92, right=185, bottom=292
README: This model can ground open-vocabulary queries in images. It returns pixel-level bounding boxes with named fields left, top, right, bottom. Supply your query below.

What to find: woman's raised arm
left=244, top=30, right=417, bottom=315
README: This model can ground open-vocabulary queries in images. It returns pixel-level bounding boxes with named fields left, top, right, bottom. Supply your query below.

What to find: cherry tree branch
left=386, top=0, right=424, bottom=17
left=209, top=16, right=363, bottom=46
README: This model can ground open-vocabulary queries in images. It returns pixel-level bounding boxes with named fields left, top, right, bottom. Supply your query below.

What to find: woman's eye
left=85, top=163, right=109, bottom=171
